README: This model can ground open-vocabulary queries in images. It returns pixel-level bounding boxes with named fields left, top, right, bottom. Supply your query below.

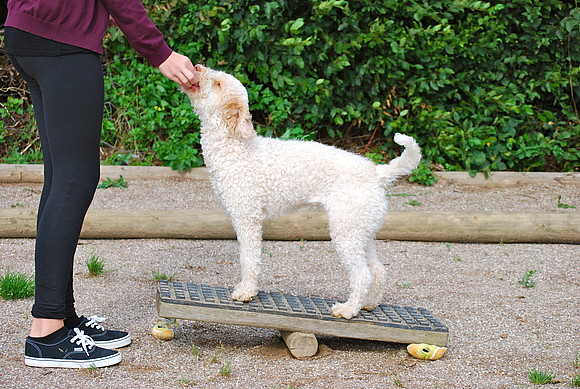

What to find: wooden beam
left=0, top=164, right=44, bottom=183
left=1, top=164, right=578, bottom=186
left=0, top=164, right=209, bottom=183
left=438, top=171, right=579, bottom=187
left=157, top=296, right=449, bottom=347
left=156, top=281, right=450, bottom=349
left=0, top=208, right=577, bottom=243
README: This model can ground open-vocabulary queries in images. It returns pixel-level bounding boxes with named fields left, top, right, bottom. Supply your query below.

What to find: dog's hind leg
left=230, top=216, right=263, bottom=302
left=329, top=229, right=374, bottom=319
left=361, top=240, right=386, bottom=310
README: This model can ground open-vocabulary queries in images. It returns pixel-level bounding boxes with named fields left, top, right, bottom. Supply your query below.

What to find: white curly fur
left=183, top=65, right=421, bottom=319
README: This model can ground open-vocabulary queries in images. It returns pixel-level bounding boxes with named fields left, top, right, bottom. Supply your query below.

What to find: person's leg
left=6, top=55, right=54, bottom=226
left=8, top=53, right=104, bottom=334
left=8, top=54, right=63, bottom=337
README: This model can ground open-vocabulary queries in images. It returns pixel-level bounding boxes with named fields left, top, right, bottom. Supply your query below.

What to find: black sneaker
left=75, top=316, right=131, bottom=349
left=25, top=327, right=121, bottom=368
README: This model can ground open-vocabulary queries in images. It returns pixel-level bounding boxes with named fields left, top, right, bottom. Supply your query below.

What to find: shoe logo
left=70, top=328, right=96, bottom=356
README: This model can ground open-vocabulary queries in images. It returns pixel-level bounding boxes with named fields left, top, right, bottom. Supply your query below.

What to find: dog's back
left=208, top=133, right=420, bottom=220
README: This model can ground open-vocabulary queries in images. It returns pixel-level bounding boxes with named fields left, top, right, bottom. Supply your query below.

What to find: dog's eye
left=214, top=81, right=222, bottom=90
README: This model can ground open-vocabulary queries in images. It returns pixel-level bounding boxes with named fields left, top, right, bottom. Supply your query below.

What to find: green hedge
left=1, top=0, right=579, bottom=174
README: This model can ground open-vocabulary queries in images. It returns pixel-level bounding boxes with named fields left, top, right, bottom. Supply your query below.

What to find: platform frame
left=156, top=281, right=449, bottom=352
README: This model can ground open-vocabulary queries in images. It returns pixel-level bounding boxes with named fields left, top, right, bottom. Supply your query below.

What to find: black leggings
left=8, top=53, right=104, bottom=319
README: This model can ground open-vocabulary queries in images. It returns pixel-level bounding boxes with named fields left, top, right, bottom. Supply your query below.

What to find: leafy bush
left=101, top=50, right=202, bottom=169
left=409, top=163, right=439, bottom=186
left=1, top=0, right=578, bottom=173
left=0, top=97, right=42, bottom=164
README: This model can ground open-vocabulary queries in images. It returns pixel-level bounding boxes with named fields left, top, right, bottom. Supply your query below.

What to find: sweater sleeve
left=101, top=0, right=173, bottom=67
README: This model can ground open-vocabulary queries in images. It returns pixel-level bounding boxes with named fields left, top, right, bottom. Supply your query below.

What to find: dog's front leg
left=231, top=219, right=263, bottom=302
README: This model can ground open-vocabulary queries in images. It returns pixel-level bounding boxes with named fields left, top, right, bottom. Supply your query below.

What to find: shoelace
left=85, top=315, right=107, bottom=331
left=69, top=328, right=96, bottom=356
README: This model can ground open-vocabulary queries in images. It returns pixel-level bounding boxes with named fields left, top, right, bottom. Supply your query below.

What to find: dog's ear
left=224, top=102, right=256, bottom=139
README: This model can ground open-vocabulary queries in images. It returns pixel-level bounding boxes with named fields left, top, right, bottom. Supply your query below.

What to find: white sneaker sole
left=25, top=352, right=122, bottom=368
left=93, top=334, right=132, bottom=349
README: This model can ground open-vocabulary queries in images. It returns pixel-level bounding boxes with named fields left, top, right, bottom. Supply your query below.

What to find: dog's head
left=183, top=64, right=256, bottom=139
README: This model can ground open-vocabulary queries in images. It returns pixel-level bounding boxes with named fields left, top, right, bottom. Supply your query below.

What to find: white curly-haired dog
left=183, top=64, right=421, bottom=319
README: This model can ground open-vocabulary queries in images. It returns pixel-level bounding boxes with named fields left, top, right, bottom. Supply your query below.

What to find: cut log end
left=279, top=331, right=318, bottom=359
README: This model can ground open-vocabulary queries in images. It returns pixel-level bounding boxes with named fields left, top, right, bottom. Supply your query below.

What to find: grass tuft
left=85, top=255, right=106, bottom=276
left=191, top=344, right=203, bottom=360
left=151, top=270, right=176, bottom=282
left=557, top=196, right=576, bottom=209
left=97, top=175, right=128, bottom=189
left=528, top=369, right=556, bottom=385
left=0, top=271, right=35, bottom=300
left=519, top=270, right=537, bottom=288
left=219, top=361, right=232, bottom=376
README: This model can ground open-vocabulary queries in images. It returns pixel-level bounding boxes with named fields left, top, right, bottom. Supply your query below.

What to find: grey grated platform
left=156, top=281, right=449, bottom=346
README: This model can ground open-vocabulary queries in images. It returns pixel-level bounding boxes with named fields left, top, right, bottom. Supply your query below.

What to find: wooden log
left=0, top=209, right=236, bottom=239
left=0, top=208, right=577, bottom=243
left=98, top=165, right=209, bottom=181
left=279, top=331, right=318, bottom=359
left=438, top=171, right=580, bottom=187
left=0, top=164, right=209, bottom=183
left=0, top=164, right=44, bottom=183
left=1, top=164, right=578, bottom=186
left=81, top=210, right=236, bottom=239
left=379, top=211, right=580, bottom=243
left=0, top=208, right=36, bottom=238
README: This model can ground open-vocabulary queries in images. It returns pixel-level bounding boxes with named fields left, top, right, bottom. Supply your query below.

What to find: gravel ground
left=1, top=176, right=579, bottom=212
left=0, top=176, right=579, bottom=388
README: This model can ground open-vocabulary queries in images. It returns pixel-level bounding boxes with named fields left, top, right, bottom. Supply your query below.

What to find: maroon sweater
left=5, top=0, right=173, bottom=67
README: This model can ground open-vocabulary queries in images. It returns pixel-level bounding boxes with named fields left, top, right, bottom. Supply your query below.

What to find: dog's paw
left=361, top=302, right=379, bottom=311
left=231, top=285, right=258, bottom=302
left=330, top=302, right=359, bottom=320
left=361, top=295, right=381, bottom=311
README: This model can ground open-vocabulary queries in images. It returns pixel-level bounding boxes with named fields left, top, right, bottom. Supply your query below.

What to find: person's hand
left=158, top=51, right=196, bottom=88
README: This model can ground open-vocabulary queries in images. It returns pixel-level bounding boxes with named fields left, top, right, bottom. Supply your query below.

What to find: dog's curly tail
left=376, top=133, right=422, bottom=186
